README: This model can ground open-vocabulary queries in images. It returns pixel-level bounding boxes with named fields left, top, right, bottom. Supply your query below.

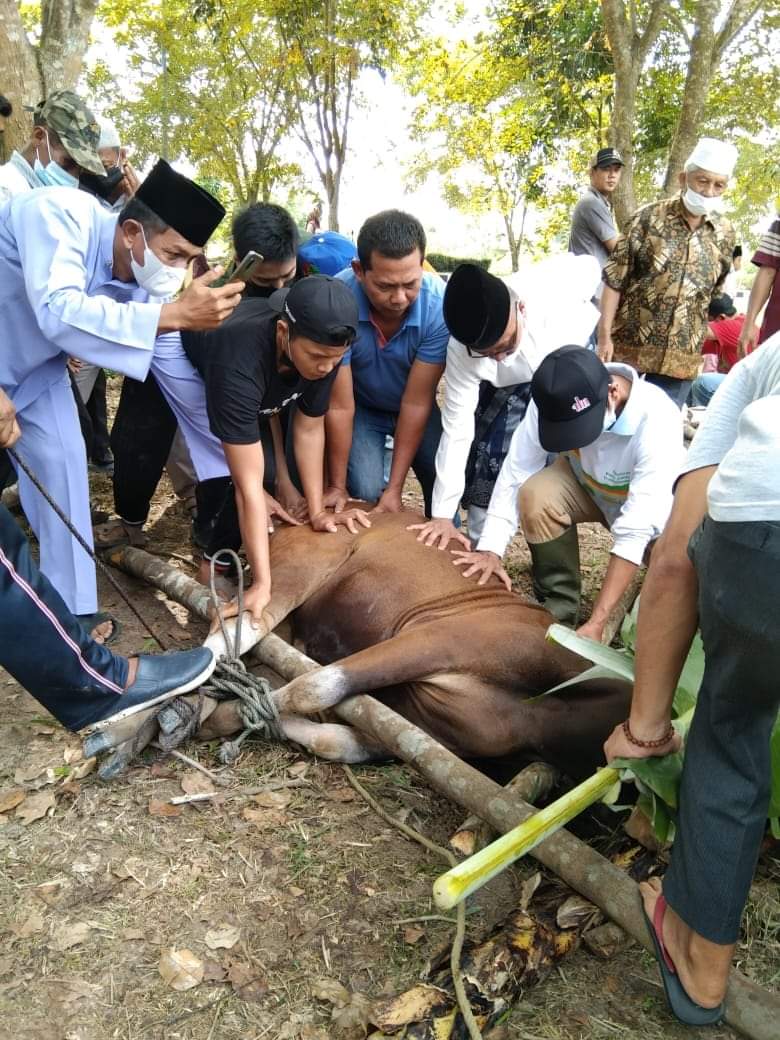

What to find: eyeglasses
left=464, top=302, right=521, bottom=359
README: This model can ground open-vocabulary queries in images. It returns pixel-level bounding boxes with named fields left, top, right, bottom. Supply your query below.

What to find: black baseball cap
left=269, top=274, right=358, bottom=346
left=708, top=293, right=736, bottom=319
left=531, top=346, right=610, bottom=452
left=443, top=263, right=511, bottom=351
left=592, top=147, right=624, bottom=169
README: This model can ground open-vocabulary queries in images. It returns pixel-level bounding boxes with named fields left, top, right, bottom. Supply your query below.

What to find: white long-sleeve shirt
left=682, top=331, right=780, bottom=520
left=431, top=253, right=601, bottom=519
left=477, top=365, right=684, bottom=566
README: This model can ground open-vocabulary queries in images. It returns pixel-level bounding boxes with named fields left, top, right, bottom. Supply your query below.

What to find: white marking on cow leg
left=273, top=665, right=349, bottom=714
left=279, top=715, right=381, bottom=763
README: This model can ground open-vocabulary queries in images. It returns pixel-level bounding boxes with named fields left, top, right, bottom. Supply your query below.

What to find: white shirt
left=432, top=253, right=601, bottom=518
left=682, top=331, right=780, bottom=521
left=0, top=187, right=161, bottom=411
left=0, top=152, right=37, bottom=202
left=478, top=365, right=684, bottom=566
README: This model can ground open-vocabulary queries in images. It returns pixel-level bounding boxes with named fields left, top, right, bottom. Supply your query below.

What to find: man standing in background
left=569, top=147, right=624, bottom=285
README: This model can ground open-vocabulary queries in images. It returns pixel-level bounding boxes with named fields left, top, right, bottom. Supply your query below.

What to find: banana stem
left=433, top=767, right=620, bottom=910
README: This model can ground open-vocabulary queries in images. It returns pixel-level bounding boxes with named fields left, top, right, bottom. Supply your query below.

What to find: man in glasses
left=409, top=255, right=601, bottom=549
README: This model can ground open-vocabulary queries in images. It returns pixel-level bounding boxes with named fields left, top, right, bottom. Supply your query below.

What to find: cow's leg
left=195, top=700, right=386, bottom=763
left=271, top=625, right=457, bottom=715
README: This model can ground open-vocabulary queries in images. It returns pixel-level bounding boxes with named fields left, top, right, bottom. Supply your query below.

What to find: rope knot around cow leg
left=201, top=657, right=286, bottom=763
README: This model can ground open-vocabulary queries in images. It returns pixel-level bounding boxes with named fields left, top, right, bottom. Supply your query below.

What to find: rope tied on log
left=203, top=550, right=284, bottom=762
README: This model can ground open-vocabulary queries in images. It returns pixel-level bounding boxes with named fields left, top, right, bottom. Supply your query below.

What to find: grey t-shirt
left=682, top=331, right=780, bottom=521
left=569, top=187, right=617, bottom=270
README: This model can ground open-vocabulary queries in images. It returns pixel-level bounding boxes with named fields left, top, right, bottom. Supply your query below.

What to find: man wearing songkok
left=598, top=137, right=738, bottom=407
left=409, top=254, right=601, bottom=550
left=0, top=158, right=240, bottom=636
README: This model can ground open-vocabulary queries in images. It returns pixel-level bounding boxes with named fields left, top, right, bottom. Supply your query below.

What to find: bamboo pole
left=110, top=545, right=780, bottom=1040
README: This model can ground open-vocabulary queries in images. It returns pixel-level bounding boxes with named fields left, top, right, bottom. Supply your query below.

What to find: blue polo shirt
left=336, top=269, right=448, bottom=413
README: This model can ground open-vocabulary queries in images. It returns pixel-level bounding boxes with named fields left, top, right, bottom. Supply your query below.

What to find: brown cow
left=200, top=512, right=631, bottom=778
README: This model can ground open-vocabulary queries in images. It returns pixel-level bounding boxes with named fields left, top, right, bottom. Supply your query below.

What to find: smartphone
left=212, top=249, right=265, bottom=288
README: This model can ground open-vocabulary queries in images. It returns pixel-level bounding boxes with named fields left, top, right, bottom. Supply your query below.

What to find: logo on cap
left=571, top=396, right=591, bottom=413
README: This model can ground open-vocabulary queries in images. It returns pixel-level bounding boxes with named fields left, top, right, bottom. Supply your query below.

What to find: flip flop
left=93, top=518, right=147, bottom=551
left=76, top=611, right=122, bottom=647
left=642, top=893, right=724, bottom=1026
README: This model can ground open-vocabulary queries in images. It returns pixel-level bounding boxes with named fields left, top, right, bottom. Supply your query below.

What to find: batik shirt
left=603, top=195, right=735, bottom=381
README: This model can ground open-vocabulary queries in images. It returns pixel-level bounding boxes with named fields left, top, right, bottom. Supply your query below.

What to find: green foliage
left=545, top=603, right=780, bottom=841
left=426, top=252, right=491, bottom=272
left=92, top=0, right=302, bottom=209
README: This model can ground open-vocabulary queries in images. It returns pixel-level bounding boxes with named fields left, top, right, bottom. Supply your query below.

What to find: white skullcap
left=684, top=137, right=738, bottom=177
left=97, top=116, right=121, bottom=150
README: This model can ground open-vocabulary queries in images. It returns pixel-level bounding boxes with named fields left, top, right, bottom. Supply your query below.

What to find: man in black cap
left=449, top=346, right=683, bottom=642
left=569, top=147, right=624, bottom=278
left=180, top=275, right=371, bottom=625
left=409, top=254, right=601, bottom=550
left=0, top=157, right=240, bottom=637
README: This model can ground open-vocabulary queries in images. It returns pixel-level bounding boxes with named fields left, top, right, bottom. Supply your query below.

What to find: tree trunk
left=662, top=0, right=720, bottom=195
left=503, top=212, right=520, bottom=272
left=326, top=166, right=339, bottom=232
left=0, top=0, right=98, bottom=154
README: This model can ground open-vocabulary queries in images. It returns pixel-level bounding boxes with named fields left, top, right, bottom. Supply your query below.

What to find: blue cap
left=298, top=231, right=357, bottom=276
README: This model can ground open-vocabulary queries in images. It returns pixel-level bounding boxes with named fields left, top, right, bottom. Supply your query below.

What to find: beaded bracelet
left=622, top=719, right=675, bottom=749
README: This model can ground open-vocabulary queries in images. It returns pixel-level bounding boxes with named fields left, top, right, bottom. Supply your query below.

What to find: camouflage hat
left=33, top=90, right=104, bottom=176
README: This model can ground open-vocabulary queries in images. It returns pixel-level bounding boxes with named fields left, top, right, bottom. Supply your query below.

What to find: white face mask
left=129, top=227, right=185, bottom=298
left=682, top=186, right=722, bottom=217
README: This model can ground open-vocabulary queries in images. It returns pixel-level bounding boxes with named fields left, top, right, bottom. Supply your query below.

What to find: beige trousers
left=519, top=456, right=606, bottom=544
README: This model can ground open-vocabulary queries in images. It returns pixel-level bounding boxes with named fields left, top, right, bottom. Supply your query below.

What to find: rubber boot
left=528, top=526, right=581, bottom=626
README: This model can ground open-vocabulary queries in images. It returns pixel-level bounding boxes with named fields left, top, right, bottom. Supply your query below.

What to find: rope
left=7, top=447, right=170, bottom=650
left=204, top=549, right=285, bottom=763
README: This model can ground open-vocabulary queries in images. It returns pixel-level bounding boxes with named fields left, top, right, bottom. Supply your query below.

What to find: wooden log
left=110, top=545, right=780, bottom=1040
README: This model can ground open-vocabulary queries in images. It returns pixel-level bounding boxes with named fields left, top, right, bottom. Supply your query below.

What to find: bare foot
left=123, top=657, right=139, bottom=689
left=640, top=877, right=733, bottom=1008
left=91, top=618, right=115, bottom=644
left=197, top=558, right=237, bottom=602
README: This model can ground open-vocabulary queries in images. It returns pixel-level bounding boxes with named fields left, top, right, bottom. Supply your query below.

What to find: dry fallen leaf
left=62, top=747, right=83, bottom=765
left=0, top=788, right=26, bottom=813
left=121, top=928, right=145, bottom=941
left=402, top=925, right=424, bottom=945
left=30, top=723, right=57, bottom=736
left=159, top=948, right=204, bottom=991
left=49, top=921, right=92, bottom=952
left=34, top=881, right=64, bottom=906
left=287, top=761, right=308, bottom=777
left=10, top=911, right=45, bottom=939
left=15, top=789, right=56, bottom=825
left=204, top=924, right=240, bottom=951
left=250, top=789, right=291, bottom=809
left=13, top=759, right=50, bottom=784
left=331, top=992, right=372, bottom=1039
left=241, top=807, right=288, bottom=829
left=227, top=960, right=268, bottom=1003
left=71, top=757, right=96, bottom=780
left=288, top=885, right=305, bottom=898
left=311, top=977, right=350, bottom=1008
left=326, top=786, right=356, bottom=803
left=148, top=798, right=182, bottom=818
left=111, top=856, right=147, bottom=885
left=180, top=770, right=215, bottom=797
left=202, top=959, right=227, bottom=982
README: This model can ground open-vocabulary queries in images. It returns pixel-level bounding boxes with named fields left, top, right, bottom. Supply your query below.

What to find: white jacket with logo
left=477, top=365, right=684, bottom=565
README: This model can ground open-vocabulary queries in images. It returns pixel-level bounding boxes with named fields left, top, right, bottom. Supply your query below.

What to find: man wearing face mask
left=450, top=347, right=684, bottom=642
left=0, top=157, right=241, bottom=631
left=0, top=90, right=105, bottom=202
left=598, top=138, right=738, bottom=408
left=409, top=255, right=601, bottom=550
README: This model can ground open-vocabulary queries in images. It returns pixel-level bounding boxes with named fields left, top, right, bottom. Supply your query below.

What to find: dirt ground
left=1, top=391, right=778, bottom=1039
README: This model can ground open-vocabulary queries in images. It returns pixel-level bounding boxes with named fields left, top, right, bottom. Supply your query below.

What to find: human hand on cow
left=322, top=485, right=350, bottom=513
left=575, top=617, right=607, bottom=643
left=603, top=717, right=682, bottom=763
left=407, top=517, right=471, bottom=551
left=372, top=486, right=404, bottom=514
left=264, top=490, right=303, bottom=532
left=0, top=388, right=20, bottom=449
left=310, top=507, right=371, bottom=535
left=450, top=549, right=512, bottom=591
left=213, top=581, right=271, bottom=632
left=274, top=477, right=308, bottom=523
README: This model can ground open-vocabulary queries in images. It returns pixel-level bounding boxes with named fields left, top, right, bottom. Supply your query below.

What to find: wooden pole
left=110, top=545, right=780, bottom=1040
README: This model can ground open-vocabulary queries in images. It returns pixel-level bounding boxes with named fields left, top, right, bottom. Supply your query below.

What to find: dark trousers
left=664, top=517, right=780, bottom=944
left=111, top=373, right=177, bottom=524
left=0, top=503, right=128, bottom=731
left=643, top=372, right=692, bottom=409
left=0, top=449, right=12, bottom=493
left=197, top=425, right=277, bottom=560
left=71, top=369, right=112, bottom=466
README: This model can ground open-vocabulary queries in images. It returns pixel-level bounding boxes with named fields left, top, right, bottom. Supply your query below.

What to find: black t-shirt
left=182, top=297, right=339, bottom=445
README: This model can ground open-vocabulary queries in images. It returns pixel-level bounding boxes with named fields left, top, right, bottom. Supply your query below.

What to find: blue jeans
left=0, top=503, right=128, bottom=731
left=643, top=372, right=692, bottom=408
left=347, top=402, right=442, bottom=516
left=690, top=372, right=725, bottom=407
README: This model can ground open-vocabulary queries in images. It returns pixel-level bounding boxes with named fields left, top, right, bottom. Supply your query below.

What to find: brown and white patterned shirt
left=603, top=195, right=735, bottom=380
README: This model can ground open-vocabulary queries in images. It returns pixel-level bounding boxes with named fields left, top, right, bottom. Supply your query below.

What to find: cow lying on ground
left=197, top=512, right=631, bottom=779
